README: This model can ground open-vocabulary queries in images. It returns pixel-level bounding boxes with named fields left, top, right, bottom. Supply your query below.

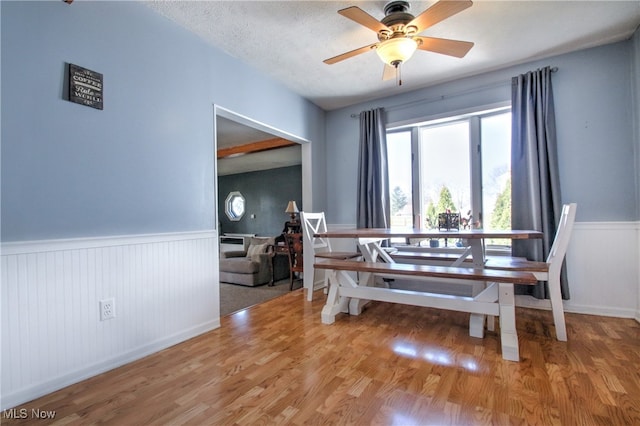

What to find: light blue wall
left=1, top=1, right=325, bottom=242
left=325, top=38, right=639, bottom=224
left=2, top=1, right=637, bottom=238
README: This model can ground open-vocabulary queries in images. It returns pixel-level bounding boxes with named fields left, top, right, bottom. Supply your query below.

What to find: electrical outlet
left=100, top=298, right=115, bottom=321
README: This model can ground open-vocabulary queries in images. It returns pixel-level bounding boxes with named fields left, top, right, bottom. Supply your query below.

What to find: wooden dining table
left=316, top=227, right=542, bottom=265
left=314, top=227, right=543, bottom=341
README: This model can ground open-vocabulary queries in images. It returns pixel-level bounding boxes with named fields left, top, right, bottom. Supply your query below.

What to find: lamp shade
left=285, top=201, right=299, bottom=214
left=376, top=37, right=418, bottom=66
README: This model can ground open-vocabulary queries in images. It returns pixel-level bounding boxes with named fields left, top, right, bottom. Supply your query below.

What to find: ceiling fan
left=324, top=0, right=474, bottom=84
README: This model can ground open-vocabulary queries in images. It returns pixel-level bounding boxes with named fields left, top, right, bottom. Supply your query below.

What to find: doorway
left=214, top=106, right=311, bottom=316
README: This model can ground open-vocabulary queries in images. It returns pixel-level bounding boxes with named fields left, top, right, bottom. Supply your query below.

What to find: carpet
left=220, top=278, right=302, bottom=317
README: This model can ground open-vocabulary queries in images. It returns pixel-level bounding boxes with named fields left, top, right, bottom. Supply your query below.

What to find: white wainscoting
left=561, top=221, right=639, bottom=318
left=516, top=222, right=639, bottom=319
left=1, top=231, right=219, bottom=410
left=327, top=222, right=640, bottom=320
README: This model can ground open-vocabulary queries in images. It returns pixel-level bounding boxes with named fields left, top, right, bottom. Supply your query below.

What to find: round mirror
left=225, top=191, right=245, bottom=221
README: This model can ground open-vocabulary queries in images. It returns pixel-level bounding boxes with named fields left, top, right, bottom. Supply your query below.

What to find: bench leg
left=498, top=283, right=519, bottom=361
left=468, top=240, right=491, bottom=336
left=321, top=270, right=351, bottom=324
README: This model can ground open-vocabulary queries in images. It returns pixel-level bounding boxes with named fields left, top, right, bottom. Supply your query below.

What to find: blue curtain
left=511, top=66, right=569, bottom=299
left=357, top=108, right=389, bottom=229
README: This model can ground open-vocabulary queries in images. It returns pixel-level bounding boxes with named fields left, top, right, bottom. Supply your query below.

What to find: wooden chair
left=284, top=233, right=304, bottom=291
left=300, top=211, right=361, bottom=301
left=485, top=203, right=577, bottom=341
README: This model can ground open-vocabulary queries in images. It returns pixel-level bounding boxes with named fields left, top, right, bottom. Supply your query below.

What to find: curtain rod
left=350, top=66, right=558, bottom=118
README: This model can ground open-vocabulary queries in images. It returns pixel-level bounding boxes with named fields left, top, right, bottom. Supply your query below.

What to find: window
left=225, top=191, right=246, bottom=221
left=387, top=107, right=512, bottom=248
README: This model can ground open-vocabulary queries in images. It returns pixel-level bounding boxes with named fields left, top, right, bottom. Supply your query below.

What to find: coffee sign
left=68, top=63, right=103, bottom=110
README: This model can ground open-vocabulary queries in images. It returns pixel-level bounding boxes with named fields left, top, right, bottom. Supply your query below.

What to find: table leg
left=357, top=240, right=391, bottom=263
left=469, top=282, right=498, bottom=338
left=348, top=271, right=372, bottom=315
left=269, top=252, right=275, bottom=286
left=468, top=239, right=495, bottom=332
left=468, top=314, right=484, bottom=338
left=351, top=242, right=383, bottom=316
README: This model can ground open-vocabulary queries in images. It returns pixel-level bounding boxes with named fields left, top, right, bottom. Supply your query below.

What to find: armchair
left=219, top=237, right=289, bottom=286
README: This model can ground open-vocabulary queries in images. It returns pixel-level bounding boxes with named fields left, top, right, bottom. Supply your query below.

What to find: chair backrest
left=300, top=211, right=332, bottom=254
left=284, top=233, right=304, bottom=273
left=546, top=203, right=577, bottom=268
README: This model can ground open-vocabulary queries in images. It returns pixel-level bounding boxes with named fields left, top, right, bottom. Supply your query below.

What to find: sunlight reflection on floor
left=393, top=341, right=481, bottom=372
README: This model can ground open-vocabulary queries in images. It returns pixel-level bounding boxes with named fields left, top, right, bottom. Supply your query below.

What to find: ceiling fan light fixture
left=376, top=37, right=418, bottom=66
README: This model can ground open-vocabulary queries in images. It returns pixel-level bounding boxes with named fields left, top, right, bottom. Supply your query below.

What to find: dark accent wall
left=218, top=165, right=302, bottom=237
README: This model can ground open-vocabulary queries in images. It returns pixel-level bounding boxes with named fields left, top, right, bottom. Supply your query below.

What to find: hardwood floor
left=4, top=289, right=640, bottom=425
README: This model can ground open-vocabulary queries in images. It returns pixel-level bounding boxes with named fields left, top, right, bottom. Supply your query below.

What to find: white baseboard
left=515, top=295, right=638, bottom=319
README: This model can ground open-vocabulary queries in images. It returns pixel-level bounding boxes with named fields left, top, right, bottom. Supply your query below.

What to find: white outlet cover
left=100, top=298, right=115, bottom=321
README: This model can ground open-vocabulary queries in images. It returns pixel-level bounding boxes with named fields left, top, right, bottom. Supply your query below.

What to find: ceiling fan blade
left=407, top=0, right=473, bottom=34
left=338, top=6, right=390, bottom=33
left=382, top=64, right=396, bottom=81
left=415, top=36, right=474, bottom=58
left=324, top=43, right=378, bottom=65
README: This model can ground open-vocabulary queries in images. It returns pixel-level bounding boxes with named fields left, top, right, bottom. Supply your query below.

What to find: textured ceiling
left=146, top=0, right=640, bottom=111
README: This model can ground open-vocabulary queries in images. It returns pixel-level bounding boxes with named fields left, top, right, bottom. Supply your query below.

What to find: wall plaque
left=68, top=63, right=103, bottom=110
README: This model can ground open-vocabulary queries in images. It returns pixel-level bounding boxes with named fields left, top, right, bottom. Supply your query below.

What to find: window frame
left=224, top=191, right=246, bottom=221
left=386, top=103, right=511, bottom=249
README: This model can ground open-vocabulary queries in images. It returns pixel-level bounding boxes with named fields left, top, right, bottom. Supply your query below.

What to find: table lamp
left=285, top=201, right=299, bottom=221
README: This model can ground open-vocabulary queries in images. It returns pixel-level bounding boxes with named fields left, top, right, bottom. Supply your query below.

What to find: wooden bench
left=315, top=258, right=538, bottom=284
left=314, top=259, right=538, bottom=361
left=390, top=250, right=528, bottom=267
left=484, top=257, right=549, bottom=272
left=389, top=252, right=528, bottom=297
left=390, top=250, right=470, bottom=264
